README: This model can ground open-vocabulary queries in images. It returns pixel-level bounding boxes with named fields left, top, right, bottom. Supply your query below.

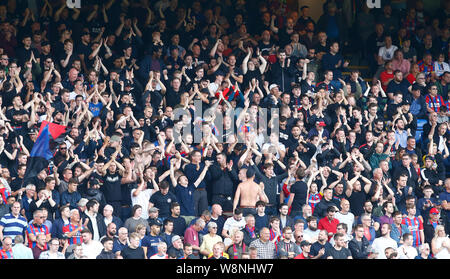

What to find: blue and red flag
left=24, top=121, right=67, bottom=184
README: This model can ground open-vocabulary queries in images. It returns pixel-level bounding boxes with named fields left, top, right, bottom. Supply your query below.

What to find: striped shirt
left=0, top=213, right=28, bottom=241
left=62, top=223, right=84, bottom=245
left=26, top=223, right=50, bottom=248
left=0, top=248, right=13, bottom=259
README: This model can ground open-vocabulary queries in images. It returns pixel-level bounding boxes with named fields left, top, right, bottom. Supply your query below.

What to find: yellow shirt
left=200, top=234, right=223, bottom=259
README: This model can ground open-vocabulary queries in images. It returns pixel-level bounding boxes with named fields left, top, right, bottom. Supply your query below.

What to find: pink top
left=184, top=225, right=199, bottom=247
left=391, top=59, right=411, bottom=76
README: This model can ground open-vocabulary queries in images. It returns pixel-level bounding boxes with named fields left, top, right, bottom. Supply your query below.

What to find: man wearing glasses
left=38, top=238, right=65, bottom=259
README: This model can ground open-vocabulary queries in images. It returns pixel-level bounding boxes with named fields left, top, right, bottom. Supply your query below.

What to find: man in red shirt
left=184, top=218, right=205, bottom=257
left=294, top=240, right=311, bottom=259
left=318, top=206, right=340, bottom=240
left=380, top=61, right=394, bottom=92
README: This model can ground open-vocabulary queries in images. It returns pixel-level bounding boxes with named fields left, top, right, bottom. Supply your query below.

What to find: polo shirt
left=150, top=191, right=178, bottom=218
left=317, top=217, right=339, bottom=240
left=26, top=223, right=50, bottom=248
left=174, top=184, right=195, bottom=216
left=0, top=213, right=27, bottom=241
left=112, top=239, right=128, bottom=254
left=184, top=225, right=200, bottom=247
left=141, top=234, right=163, bottom=258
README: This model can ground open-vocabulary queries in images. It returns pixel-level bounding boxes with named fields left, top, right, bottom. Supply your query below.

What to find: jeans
left=194, top=190, right=208, bottom=217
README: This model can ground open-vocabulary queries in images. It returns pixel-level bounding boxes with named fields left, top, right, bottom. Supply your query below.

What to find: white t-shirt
left=131, top=188, right=155, bottom=220
left=303, top=228, right=320, bottom=243
left=335, top=211, right=355, bottom=237
left=223, top=217, right=246, bottom=235
left=81, top=240, right=104, bottom=259
left=371, top=237, right=398, bottom=259
left=378, top=45, right=398, bottom=61
left=397, top=245, right=418, bottom=259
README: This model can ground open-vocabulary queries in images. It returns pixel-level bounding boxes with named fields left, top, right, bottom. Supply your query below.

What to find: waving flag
left=24, top=121, right=67, bottom=184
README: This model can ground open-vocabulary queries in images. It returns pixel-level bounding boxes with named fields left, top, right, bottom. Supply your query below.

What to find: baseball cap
left=149, top=219, right=162, bottom=227
left=269, top=84, right=279, bottom=91
left=425, top=155, right=434, bottom=161
left=316, top=120, right=326, bottom=127
left=28, top=128, right=37, bottom=134
left=300, top=240, right=311, bottom=247
left=430, top=208, right=439, bottom=215
left=172, top=235, right=181, bottom=243
left=81, top=31, right=90, bottom=37
left=41, top=41, right=51, bottom=47
left=77, top=198, right=89, bottom=207
left=402, top=99, right=411, bottom=106
left=149, top=207, right=159, bottom=213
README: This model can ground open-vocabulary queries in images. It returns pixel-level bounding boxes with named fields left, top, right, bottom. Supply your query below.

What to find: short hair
left=306, top=216, right=317, bottom=223
left=129, top=232, right=139, bottom=241
left=59, top=205, right=70, bottom=213
left=392, top=211, right=402, bottom=218
left=279, top=203, right=288, bottom=210
left=246, top=167, right=255, bottom=178
left=245, top=214, right=255, bottom=222
left=333, top=232, right=344, bottom=240
left=269, top=216, right=280, bottom=224
left=402, top=233, right=412, bottom=242
left=14, top=235, right=24, bottom=244
left=282, top=226, right=292, bottom=234
left=81, top=228, right=92, bottom=234
left=101, top=237, right=114, bottom=245
left=135, top=224, right=146, bottom=232
left=234, top=208, right=243, bottom=215
left=86, top=199, right=99, bottom=211
left=159, top=181, right=170, bottom=189
left=170, top=202, right=180, bottom=211
left=201, top=210, right=211, bottom=217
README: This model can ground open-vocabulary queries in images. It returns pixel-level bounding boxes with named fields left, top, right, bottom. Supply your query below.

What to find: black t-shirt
left=348, top=190, right=367, bottom=216
left=166, top=215, right=187, bottom=237
left=120, top=246, right=145, bottom=259
left=290, top=181, right=308, bottom=212
left=149, top=191, right=178, bottom=218
left=165, top=87, right=181, bottom=109
left=101, top=171, right=123, bottom=202
left=326, top=246, right=352, bottom=259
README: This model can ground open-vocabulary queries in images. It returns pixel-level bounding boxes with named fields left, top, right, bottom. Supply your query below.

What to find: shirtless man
left=233, top=167, right=269, bottom=216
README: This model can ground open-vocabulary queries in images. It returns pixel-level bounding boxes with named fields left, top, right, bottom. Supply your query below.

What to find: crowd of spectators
left=0, top=0, right=449, bottom=260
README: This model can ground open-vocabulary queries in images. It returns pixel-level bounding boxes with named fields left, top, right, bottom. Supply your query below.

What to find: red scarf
left=245, top=225, right=256, bottom=238
left=232, top=243, right=246, bottom=259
